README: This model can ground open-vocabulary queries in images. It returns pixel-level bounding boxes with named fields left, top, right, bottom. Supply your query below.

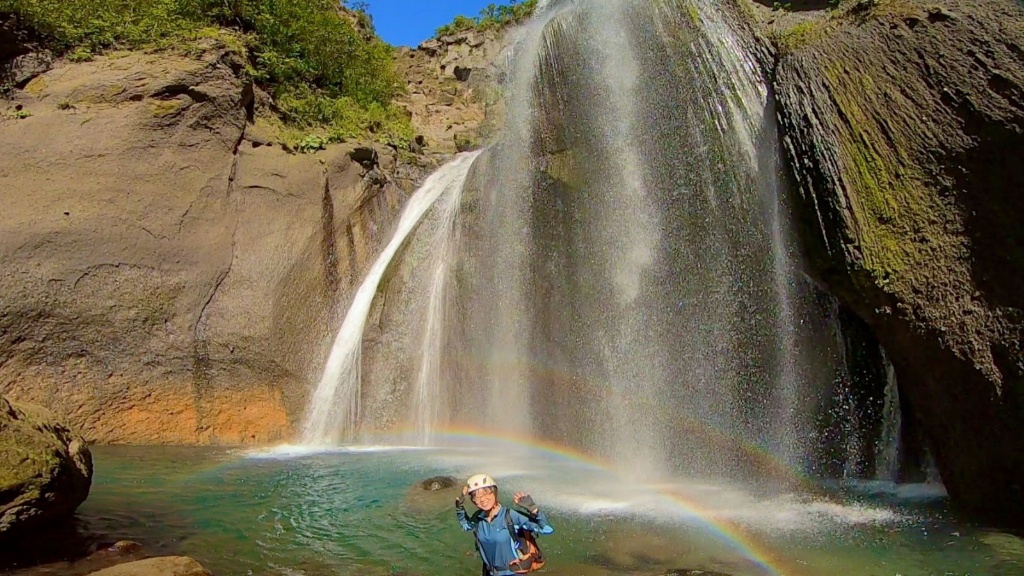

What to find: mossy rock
left=454, top=132, right=482, bottom=152
left=0, top=395, right=92, bottom=540
left=418, top=475, right=457, bottom=491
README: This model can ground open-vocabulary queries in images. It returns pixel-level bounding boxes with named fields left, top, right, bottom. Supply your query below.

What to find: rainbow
left=437, top=357, right=820, bottom=491
left=374, top=424, right=809, bottom=576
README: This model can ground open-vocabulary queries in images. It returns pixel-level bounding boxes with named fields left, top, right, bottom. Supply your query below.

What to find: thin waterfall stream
left=411, top=164, right=469, bottom=444
left=301, top=151, right=481, bottom=445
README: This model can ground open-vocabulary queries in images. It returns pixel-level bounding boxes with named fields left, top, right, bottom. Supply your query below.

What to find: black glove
left=517, top=495, right=538, bottom=513
left=455, top=494, right=466, bottom=509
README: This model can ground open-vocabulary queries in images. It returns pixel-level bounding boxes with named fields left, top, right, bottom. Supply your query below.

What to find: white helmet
left=466, top=473, right=497, bottom=493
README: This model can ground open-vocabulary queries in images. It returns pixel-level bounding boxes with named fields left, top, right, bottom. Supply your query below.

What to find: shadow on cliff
left=949, top=108, right=1024, bottom=312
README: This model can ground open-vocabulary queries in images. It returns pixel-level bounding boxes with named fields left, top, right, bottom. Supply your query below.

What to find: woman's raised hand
left=513, top=492, right=538, bottom=513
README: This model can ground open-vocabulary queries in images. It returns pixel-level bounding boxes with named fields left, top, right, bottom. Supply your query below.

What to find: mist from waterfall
left=411, top=168, right=469, bottom=444
left=441, top=0, right=834, bottom=482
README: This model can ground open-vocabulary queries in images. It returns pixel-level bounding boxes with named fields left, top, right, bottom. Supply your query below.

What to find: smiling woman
left=455, top=473, right=554, bottom=576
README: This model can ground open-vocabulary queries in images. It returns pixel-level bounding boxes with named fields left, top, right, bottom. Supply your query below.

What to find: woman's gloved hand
left=513, top=492, right=538, bottom=514
left=456, top=485, right=468, bottom=509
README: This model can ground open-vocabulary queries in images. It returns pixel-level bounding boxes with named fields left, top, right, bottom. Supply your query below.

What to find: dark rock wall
left=765, top=0, right=1024, bottom=526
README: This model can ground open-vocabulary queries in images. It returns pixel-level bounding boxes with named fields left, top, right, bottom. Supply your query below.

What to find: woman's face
left=470, top=486, right=497, bottom=511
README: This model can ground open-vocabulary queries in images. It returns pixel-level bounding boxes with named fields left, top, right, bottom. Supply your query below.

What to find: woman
left=455, top=473, right=555, bottom=575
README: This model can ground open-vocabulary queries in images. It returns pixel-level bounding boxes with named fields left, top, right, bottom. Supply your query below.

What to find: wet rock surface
left=755, top=0, right=1024, bottom=526
left=84, top=556, right=212, bottom=576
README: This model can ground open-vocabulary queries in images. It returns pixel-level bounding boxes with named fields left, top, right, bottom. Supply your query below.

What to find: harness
left=472, top=506, right=546, bottom=575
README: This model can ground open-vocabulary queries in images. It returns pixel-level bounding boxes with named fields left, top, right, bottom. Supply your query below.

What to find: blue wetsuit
left=456, top=504, right=554, bottom=576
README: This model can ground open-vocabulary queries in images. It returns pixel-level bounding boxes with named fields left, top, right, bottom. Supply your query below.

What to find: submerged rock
left=418, top=475, right=458, bottom=491
left=0, top=395, right=92, bottom=540
left=85, top=556, right=213, bottom=576
left=105, top=540, right=144, bottom=555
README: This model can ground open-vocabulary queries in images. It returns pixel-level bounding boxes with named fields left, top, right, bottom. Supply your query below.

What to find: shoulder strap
left=504, top=506, right=516, bottom=535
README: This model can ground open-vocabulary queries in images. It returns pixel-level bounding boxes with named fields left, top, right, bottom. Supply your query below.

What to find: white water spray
left=301, top=151, right=482, bottom=445
left=412, top=168, right=469, bottom=444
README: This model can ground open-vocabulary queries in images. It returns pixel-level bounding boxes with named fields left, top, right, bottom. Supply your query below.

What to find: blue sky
left=363, top=0, right=499, bottom=47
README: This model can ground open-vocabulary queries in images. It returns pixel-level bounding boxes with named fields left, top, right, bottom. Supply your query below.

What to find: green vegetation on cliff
left=435, top=0, right=538, bottom=37
left=0, top=0, right=412, bottom=146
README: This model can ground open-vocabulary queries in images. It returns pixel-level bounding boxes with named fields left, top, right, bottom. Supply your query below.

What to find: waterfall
left=830, top=299, right=863, bottom=480
left=437, top=0, right=830, bottom=481
left=875, top=349, right=902, bottom=481
left=411, top=167, right=467, bottom=444
left=315, top=0, right=851, bottom=484
left=577, top=1, right=663, bottom=474
left=301, top=151, right=481, bottom=445
left=688, top=1, right=807, bottom=469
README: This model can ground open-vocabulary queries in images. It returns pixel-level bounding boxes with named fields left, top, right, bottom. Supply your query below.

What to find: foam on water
left=246, top=444, right=431, bottom=459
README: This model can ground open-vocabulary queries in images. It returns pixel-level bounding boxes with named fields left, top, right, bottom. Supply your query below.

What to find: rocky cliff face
left=0, top=21, right=504, bottom=445
left=397, top=29, right=506, bottom=154
left=0, top=39, right=413, bottom=444
left=757, top=0, right=1024, bottom=526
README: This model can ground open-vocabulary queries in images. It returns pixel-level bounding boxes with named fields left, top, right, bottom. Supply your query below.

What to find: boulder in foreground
left=0, top=395, right=92, bottom=540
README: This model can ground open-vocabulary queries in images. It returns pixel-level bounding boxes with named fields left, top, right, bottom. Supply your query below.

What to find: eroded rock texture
left=768, top=0, right=1024, bottom=526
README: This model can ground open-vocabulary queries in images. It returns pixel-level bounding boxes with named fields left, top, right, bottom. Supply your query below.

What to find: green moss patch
left=823, top=61, right=956, bottom=290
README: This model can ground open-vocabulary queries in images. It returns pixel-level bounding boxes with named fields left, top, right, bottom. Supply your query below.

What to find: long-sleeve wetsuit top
left=456, top=504, right=554, bottom=576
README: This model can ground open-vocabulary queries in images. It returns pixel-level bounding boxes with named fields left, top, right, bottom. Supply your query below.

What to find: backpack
left=504, top=506, right=545, bottom=574
left=473, top=506, right=546, bottom=574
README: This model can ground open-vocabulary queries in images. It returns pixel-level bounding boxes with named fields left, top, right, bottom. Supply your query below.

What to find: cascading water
left=437, top=0, right=833, bottom=481
left=575, top=1, right=663, bottom=474
left=876, top=349, right=902, bottom=482
left=313, top=0, right=859, bottom=486
left=301, top=151, right=481, bottom=445
left=411, top=168, right=468, bottom=444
